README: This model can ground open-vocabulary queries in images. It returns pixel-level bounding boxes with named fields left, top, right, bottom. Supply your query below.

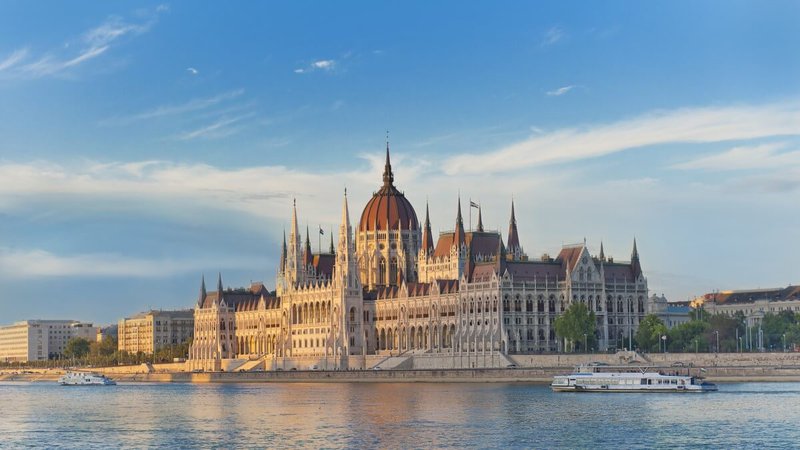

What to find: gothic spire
left=382, top=142, right=394, bottom=187
left=421, top=200, right=434, bottom=253
left=476, top=205, right=484, bottom=232
left=280, top=230, right=287, bottom=271
left=507, top=198, right=521, bottom=256
left=197, top=274, right=206, bottom=307
left=631, top=237, right=639, bottom=260
left=454, top=196, right=466, bottom=246
left=329, top=228, right=335, bottom=254
left=216, top=272, right=223, bottom=304
left=304, top=225, right=312, bottom=265
left=599, top=241, right=605, bottom=262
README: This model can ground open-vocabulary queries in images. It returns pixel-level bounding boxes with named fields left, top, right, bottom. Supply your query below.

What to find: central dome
left=359, top=146, right=420, bottom=232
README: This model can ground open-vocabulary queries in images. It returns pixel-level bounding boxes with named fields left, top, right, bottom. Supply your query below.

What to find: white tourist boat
left=58, top=372, right=117, bottom=386
left=551, top=365, right=717, bottom=393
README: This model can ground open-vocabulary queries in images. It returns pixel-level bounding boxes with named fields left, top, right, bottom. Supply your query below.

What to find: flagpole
left=469, top=198, right=472, bottom=231
left=318, top=224, right=321, bottom=255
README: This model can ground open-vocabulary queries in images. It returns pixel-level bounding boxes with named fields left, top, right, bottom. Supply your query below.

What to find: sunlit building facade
left=189, top=147, right=650, bottom=370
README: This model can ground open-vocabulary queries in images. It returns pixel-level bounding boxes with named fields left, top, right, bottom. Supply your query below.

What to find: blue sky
left=0, top=1, right=799, bottom=325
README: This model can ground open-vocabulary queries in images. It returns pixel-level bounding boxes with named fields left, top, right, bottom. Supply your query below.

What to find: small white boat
left=58, top=372, right=117, bottom=386
left=552, top=365, right=717, bottom=393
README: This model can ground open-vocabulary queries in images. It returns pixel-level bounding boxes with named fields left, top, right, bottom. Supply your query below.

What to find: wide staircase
left=372, top=352, right=413, bottom=370
left=236, top=355, right=270, bottom=372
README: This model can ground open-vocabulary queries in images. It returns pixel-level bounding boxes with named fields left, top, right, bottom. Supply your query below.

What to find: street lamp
left=583, top=333, right=588, bottom=353
left=714, top=330, right=720, bottom=353
left=783, top=334, right=787, bottom=352
left=661, top=335, right=667, bottom=353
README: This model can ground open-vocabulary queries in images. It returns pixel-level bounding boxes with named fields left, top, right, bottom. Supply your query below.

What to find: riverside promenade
left=3, top=352, right=800, bottom=383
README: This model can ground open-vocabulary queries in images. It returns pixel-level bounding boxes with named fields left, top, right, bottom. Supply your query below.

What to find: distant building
left=0, top=320, right=99, bottom=362
left=648, top=294, right=691, bottom=328
left=692, top=286, right=800, bottom=327
left=97, top=324, right=118, bottom=343
left=118, top=310, right=194, bottom=355
left=190, top=146, right=650, bottom=371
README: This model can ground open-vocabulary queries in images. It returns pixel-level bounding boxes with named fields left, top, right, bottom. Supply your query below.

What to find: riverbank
left=4, top=365, right=800, bottom=383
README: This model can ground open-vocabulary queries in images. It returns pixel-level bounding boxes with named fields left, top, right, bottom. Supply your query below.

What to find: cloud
left=546, top=85, right=574, bottom=96
left=106, top=89, right=245, bottom=123
left=0, top=48, right=28, bottom=71
left=0, top=247, right=263, bottom=279
left=672, top=142, right=800, bottom=171
left=5, top=7, right=164, bottom=79
left=541, top=26, right=565, bottom=46
left=294, top=59, right=336, bottom=74
left=445, top=100, right=800, bottom=175
left=187, top=67, right=198, bottom=75
left=175, top=112, right=256, bottom=140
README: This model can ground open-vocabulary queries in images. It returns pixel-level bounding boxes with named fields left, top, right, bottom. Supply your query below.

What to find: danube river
left=1, top=381, right=798, bottom=448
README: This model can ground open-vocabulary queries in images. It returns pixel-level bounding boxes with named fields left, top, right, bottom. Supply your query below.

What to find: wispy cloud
left=0, top=48, right=29, bottom=72
left=445, top=100, right=800, bottom=175
left=546, top=85, right=575, bottom=96
left=175, top=112, right=256, bottom=140
left=0, top=247, right=263, bottom=279
left=2, top=6, right=165, bottom=79
left=107, top=89, right=245, bottom=124
left=672, top=142, right=800, bottom=171
left=541, top=26, right=565, bottom=46
left=294, top=59, right=336, bottom=74
left=187, top=67, right=198, bottom=75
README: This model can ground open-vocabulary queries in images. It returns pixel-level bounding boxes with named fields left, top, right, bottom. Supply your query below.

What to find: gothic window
left=378, top=258, right=386, bottom=284
left=349, top=307, right=356, bottom=323
left=389, top=257, right=398, bottom=284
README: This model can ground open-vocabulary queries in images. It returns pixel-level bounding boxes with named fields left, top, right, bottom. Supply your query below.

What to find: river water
left=1, top=381, right=798, bottom=449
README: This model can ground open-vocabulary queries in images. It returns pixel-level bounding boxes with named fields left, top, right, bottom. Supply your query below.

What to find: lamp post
left=583, top=333, right=588, bottom=353
left=783, top=334, right=787, bottom=352
left=714, top=330, right=720, bottom=353
left=661, top=335, right=667, bottom=353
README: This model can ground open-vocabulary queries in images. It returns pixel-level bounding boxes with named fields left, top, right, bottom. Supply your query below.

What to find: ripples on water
left=1, top=381, right=798, bottom=449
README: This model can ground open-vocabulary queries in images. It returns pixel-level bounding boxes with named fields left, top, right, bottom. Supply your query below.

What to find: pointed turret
left=476, top=205, right=484, bottom=232
left=599, top=241, right=605, bottom=262
left=454, top=196, right=466, bottom=247
left=507, top=199, right=521, bottom=258
left=216, top=272, right=224, bottom=305
left=329, top=228, right=335, bottom=254
left=280, top=230, right=287, bottom=272
left=631, top=238, right=642, bottom=278
left=421, top=201, right=434, bottom=254
left=382, top=142, right=394, bottom=187
left=303, top=225, right=312, bottom=266
left=336, top=189, right=359, bottom=287
left=197, top=274, right=207, bottom=307
left=286, top=199, right=302, bottom=284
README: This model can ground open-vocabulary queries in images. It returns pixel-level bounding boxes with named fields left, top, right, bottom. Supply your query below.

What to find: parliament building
left=189, top=147, right=649, bottom=371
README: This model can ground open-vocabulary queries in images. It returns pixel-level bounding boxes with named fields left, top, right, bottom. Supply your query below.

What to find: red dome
left=358, top=147, right=420, bottom=232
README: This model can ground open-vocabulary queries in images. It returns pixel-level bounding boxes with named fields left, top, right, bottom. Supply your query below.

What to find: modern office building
left=0, top=320, right=99, bottom=362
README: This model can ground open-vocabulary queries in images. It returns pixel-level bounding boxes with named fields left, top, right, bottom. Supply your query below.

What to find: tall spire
left=631, top=237, right=642, bottom=278
left=329, top=228, right=335, bottom=254
left=476, top=205, right=484, bottom=232
left=631, top=237, right=639, bottom=260
left=507, top=199, right=521, bottom=257
left=421, top=200, right=434, bottom=253
left=216, top=272, right=223, bottom=304
left=197, top=274, right=206, bottom=307
left=599, top=241, right=605, bottom=262
left=454, top=196, right=466, bottom=247
left=336, top=189, right=359, bottom=287
left=382, top=141, right=394, bottom=187
left=280, top=230, right=287, bottom=271
left=304, top=225, right=312, bottom=265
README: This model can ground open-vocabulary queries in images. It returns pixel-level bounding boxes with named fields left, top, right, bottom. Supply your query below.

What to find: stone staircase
left=236, top=355, right=269, bottom=372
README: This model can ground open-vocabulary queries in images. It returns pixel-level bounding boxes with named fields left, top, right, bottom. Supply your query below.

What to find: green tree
left=635, top=315, right=668, bottom=352
left=64, top=337, right=91, bottom=359
left=667, top=320, right=710, bottom=352
left=554, top=302, right=596, bottom=352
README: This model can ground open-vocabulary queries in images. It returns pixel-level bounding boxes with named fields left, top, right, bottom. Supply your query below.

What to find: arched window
left=389, top=257, right=398, bottom=285
left=349, top=307, right=356, bottom=323
left=378, top=258, right=386, bottom=285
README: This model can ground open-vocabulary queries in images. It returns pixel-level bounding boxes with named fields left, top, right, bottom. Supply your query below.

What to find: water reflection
left=1, top=382, right=799, bottom=448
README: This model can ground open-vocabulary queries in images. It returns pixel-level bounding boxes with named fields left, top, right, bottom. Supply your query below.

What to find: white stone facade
left=188, top=147, right=650, bottom=370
